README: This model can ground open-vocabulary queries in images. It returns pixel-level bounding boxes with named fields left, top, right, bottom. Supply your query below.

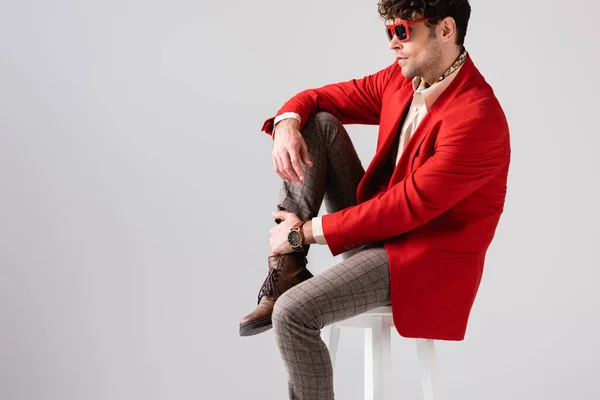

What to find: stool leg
left=322, top=325, right=341, bottom=369
left=416, top=339, right=440, bottom=400
left=365, top=316, right=393, bottom=400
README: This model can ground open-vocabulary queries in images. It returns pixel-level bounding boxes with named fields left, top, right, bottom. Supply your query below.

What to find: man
left=240, top=0, right=510, bottom=398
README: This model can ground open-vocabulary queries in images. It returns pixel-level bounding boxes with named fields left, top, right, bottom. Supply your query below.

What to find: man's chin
left=400, top=68, right=416, bottom=79
left=398, top=60, right=415, bottom=77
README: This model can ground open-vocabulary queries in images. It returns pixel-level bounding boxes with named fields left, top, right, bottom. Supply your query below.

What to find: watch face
left=288, top=230, right=302, bottom=247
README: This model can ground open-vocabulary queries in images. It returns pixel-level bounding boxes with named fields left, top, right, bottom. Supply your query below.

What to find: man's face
left=388, top=17, right=443, bottom=80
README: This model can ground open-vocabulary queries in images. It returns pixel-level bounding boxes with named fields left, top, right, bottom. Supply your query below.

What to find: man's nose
left=388, top=36, right=402, bottom=50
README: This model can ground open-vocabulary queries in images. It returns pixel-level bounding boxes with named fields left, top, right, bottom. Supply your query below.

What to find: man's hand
left=272, top=119, right=313, bottom=183
left=269, top=210, right=302, bottom=255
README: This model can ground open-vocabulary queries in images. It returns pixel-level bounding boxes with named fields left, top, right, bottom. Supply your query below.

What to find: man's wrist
left=301, top=220, right=315, bottom=245
left=273, top=118, right=300, bottom=141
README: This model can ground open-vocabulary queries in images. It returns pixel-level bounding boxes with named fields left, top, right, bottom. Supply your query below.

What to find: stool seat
left=322, top=306, right=440, bottom=400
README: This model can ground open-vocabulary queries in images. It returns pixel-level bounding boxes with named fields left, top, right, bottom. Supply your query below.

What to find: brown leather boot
left=239, top=250, right=312, bottom=336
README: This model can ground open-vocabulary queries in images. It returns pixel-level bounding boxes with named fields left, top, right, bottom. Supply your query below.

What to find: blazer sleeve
left=320, top=115, right=511, bottom=256
left=261, top=62, right=399, bottom=135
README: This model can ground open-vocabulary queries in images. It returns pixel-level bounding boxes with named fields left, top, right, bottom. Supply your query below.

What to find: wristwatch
left=287, top=221, right=307, bottom=252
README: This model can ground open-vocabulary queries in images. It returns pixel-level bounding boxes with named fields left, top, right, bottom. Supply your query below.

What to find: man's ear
left=439, top=16, right=457, bottom=43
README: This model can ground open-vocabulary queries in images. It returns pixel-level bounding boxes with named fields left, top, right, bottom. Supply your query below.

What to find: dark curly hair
left=377, top=0, right=471, bottom=46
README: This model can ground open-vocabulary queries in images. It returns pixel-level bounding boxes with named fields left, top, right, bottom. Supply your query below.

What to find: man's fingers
left=272, top=210, right=287, bottom=219
left=281, top=151, right=300, bottom=182
left=273, top=156, right=285, bottom=180
left=289, top=151, right=305, bottom=182
left=299, top=141, right=313, bottom=168
left=273, top=139, right=307, bottom=182
left=272, top=156, right=283, bottom=179
left=274, top=155, right=291, bottom=181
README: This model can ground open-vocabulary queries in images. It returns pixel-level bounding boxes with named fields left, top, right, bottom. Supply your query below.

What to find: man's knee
left=272, top=291, right=298, bottom=329
left=272, top=289, right=318, bottom=331
left=306, top=111, right=342, bottom=132
left=300, top=112, right=344, bottom=147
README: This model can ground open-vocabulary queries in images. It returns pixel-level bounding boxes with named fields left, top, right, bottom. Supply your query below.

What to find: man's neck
left=423, top=46, right=463, bottom=86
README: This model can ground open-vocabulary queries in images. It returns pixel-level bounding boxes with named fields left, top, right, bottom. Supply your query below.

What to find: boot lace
left=257, top=261, right=281, bottom=303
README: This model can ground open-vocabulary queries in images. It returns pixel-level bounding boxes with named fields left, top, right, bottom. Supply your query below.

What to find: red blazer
left=261, top=55, right=511, bottom=341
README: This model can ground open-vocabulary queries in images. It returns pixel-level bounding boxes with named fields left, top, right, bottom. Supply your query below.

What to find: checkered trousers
left=273, top=112, right=392, bottom=399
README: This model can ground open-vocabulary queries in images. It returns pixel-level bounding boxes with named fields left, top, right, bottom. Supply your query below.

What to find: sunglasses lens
left=394, top=25, right=407, bottom=41
left=386, top=27, right=394, bottom=41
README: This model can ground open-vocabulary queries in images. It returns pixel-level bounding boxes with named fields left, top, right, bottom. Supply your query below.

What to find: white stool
left=321, top=306, right=440, bottom=400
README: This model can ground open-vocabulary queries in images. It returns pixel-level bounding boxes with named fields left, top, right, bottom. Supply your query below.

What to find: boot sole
left=239, top=317, right=272, bottom=337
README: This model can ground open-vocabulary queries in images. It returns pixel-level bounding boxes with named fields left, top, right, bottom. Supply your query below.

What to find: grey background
left=1, top=0, right=598, bottom=399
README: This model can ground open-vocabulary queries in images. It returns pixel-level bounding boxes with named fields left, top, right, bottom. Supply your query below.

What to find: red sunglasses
left=385, top=18, right=431, bottom=42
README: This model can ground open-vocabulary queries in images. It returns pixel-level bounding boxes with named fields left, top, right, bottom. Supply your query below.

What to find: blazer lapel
left=379, top=82, right=415, bottom=160
left=369, top=81, right=414, bottom=170
left=357, top=81, right=414, bottom=202
left=391, top=56, right=478, bottom=180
